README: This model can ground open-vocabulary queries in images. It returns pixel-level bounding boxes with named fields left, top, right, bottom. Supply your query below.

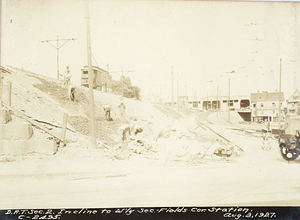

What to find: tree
left=112, top=76, right=141, bottom=100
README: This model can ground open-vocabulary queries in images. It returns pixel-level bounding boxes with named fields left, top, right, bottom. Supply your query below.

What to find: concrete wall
left=0, top=123, right=33, bottom=140
left=0, top=139, right=57, bottom=155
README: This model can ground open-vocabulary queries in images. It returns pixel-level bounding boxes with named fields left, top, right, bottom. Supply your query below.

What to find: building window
left=253, top=104, right=256, bottom=107
left=260, top=103, right=264, bottom=107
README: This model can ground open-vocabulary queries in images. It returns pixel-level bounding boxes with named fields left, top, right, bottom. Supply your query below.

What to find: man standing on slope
left=63, top=66, right=72, bottom=88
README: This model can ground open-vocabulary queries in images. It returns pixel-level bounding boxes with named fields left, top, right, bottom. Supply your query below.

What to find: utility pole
left=222, top=72, right=234, bottom=123
left=279, top=58, right=282, bottom=129
left=185, top=85, right=187, bottom=110
left=85, top=0, right=96, bottom=149
left=217, top=86, right=219, bottom=116
left=40, top=36, right=77, bottom=80
left=110, top=67, right=134, bottom=97
left=177, top=80, right=180, bottom=115
left=207, top=92, right=209, bottom=110
left=228, top=78, right=230, bottom=123
left=220, top=89, right=222, bottom=114
left=171, top=66, right=174, bottom=123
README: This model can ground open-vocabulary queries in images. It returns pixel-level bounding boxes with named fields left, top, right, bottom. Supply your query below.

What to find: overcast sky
left=1, top=0, right=300, bottom=100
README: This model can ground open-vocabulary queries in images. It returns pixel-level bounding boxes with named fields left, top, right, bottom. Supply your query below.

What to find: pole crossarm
left=40, top=38, right=77, bottom=49
left=40, top=37, right=77, bottom=80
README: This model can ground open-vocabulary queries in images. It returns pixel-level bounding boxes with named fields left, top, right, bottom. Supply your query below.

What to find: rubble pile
left=110, top=121, right=244, bottom=163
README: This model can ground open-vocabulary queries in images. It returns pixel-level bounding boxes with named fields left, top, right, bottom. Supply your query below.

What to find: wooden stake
left=60, top=113, right=68, bottom=147
left=8, top=81, right=12, bottom=106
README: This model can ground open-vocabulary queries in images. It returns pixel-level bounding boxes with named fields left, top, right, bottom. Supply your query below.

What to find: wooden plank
left=3, top=104, right=64, bottom=142
left=19, top=110, right=75, bottom=132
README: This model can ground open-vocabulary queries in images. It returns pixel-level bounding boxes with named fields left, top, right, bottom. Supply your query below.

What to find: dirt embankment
left=30, top=74, right=126, bottom=147
left=2, top=67, right=245, bottom=164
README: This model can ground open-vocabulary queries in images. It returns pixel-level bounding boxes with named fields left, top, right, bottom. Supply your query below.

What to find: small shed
left=81, top=66, right=112, bottom=92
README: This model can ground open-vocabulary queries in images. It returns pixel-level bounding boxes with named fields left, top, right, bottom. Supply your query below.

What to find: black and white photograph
left=1, top=0, right=300, bottom=219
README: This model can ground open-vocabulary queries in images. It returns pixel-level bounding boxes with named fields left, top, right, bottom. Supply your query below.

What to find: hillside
left=1, top=66, right=243, bottom=165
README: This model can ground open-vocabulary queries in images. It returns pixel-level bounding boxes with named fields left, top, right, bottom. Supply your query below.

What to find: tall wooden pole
left=177, top=80, right=179, bottom=114
left=185, top=85, right=187, bottom=109
left=85, top=0, right=96, bottom=149
left=220, top=89, right=222, bottom=113
left=122, top=66, right=124, bottom=97
left=57, top=35, right=59, bottom=80
left=228, top=78, right=230, bottom=123
left=207, top=92, right=208, bottom=110
left=171, top=66, right=174, bottom=123
left=217, top=86, right=219, bottom=116
left=279, top=58, right=282, bottom=129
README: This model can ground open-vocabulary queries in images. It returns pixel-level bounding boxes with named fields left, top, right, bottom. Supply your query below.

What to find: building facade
left=251, top=91, right=285, bottom=122
left=286, top=90, right=300, bottom=115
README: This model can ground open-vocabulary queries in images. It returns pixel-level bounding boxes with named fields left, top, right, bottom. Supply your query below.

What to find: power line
left=40, top=36, right=77, bottom=80
left=110, top=67, right=134, bottom=97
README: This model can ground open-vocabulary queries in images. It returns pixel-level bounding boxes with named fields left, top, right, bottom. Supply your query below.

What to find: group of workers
left=62, top=66, right=126, bottom=121
left=103, top=101, right=126, bottom=121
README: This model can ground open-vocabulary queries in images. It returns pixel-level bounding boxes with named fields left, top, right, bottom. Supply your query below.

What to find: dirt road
left=1, top=112, right=300, bottom=209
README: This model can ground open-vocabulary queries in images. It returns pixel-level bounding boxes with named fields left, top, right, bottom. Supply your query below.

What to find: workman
left=119, top=123, right=131, bottom=141
left=130, top=119, right=143, bottom=136
left=63, top=66, right=72, bottom=88
left=68, top=85, right=76, bottom=101
left=118, top=101, right=126, bottom=120
left=103, top=104, right=112, bottom=121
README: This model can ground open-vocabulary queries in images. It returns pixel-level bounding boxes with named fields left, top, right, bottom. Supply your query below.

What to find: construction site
left=0, top=65, right=247, bottom=163
left=1, top=65, right=300, bottom=209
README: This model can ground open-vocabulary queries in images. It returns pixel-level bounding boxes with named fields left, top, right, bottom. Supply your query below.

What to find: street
left=1, top=112, right=300, bottom=209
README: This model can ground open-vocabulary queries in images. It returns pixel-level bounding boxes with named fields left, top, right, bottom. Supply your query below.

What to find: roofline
left=287, top=89, right=300, bottom=101
left=81, top=66, right=109, bottom=74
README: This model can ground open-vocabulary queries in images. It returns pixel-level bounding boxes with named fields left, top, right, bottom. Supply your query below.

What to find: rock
left=0, top=108, right=12, bottom=124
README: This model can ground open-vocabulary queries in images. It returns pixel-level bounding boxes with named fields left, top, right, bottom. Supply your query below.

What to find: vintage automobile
left=279, top=116, right=300, bottom=161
